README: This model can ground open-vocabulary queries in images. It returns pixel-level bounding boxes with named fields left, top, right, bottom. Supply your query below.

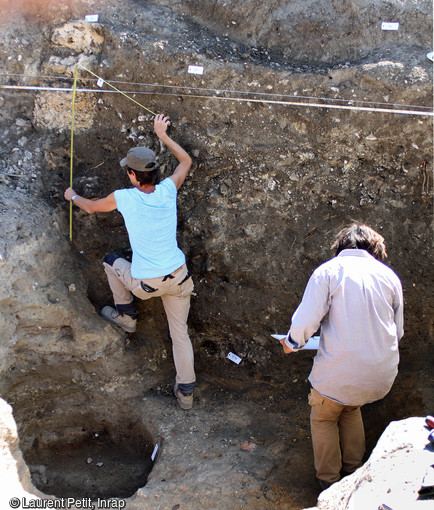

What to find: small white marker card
left=227, top=352, right=242, bottom=364
left=188, top=65, right=204, bottom=75
left=151, top=444, right=159, bottom=461
left=85, top=14, right=99, bottom=22
left=271, top=334, right=320, bottom=350
left=96, top=78, right=104, bottom=88
left=381, top=22, right=399, bottom=31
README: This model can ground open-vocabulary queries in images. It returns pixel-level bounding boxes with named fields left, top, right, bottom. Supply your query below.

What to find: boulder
left=309, top=417, right=434, bottom=510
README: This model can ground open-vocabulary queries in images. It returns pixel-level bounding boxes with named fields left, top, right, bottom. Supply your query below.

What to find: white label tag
left=227, top=352, right=242, bottom=364
left=96, top=78, right=104, bottom=88
left=381, top=22, right=399, bottom=31
left=85, top=14, right=99, bottom=22
left=151, top=443, right=159, bottom=461
left=188, top=65, right=204, bottom=75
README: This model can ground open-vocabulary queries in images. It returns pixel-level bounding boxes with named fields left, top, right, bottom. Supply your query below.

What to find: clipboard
left=272, top=334, right=320, bottom=350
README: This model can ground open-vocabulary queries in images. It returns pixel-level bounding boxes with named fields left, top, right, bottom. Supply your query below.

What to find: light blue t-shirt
left=114, top=178, right=186, bottom=279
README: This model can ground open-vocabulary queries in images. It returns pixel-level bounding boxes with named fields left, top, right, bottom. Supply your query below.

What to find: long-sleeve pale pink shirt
left=287, top=249, right=404, bottom=406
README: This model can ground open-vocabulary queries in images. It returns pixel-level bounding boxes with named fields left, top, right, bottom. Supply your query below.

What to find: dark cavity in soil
left=24, top=425, right=155, bottom=499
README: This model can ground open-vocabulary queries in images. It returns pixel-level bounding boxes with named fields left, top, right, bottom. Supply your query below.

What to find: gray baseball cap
left=120, top=147, right=157, bottom=172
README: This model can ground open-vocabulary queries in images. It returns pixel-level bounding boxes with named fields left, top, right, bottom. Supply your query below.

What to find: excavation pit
left=0, top=0, right=432, bottom=508
left=20, top=408, right=156, bottom=500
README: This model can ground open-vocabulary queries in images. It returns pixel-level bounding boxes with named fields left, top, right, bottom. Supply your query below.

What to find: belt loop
left=178, top=270, right=191, bottom=286
left=141, top=282, right=158, bottom=293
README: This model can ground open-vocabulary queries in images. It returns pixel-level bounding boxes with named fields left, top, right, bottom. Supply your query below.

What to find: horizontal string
left=0, top=71, right=431, bottom=111
left=1, top=83, right=432, bottom=116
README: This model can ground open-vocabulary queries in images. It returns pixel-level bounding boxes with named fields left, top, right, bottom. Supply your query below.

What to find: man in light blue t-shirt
left=64, top=114, right=196, bottom=410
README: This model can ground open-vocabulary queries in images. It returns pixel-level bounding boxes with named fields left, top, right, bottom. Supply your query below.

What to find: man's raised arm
left=154, top=113, right=192, bottom=190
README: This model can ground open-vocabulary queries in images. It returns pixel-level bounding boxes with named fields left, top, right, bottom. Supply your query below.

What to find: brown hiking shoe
left=174, top=383, right=193, bottom=410
left=101, top=306, right=137, bottom=333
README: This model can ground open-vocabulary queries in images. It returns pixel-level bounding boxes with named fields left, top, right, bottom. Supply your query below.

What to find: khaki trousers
left=308, top=387, right=365, bottom=483
left=103, top=258, right=195, bottom=386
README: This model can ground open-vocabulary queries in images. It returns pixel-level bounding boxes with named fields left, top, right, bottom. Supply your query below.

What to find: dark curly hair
left=126, top=164, right=160, bottom=186
left=331, top=223, right=387, bottom=261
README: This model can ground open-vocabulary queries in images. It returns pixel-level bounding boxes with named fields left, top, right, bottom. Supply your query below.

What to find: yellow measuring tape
left=77, top=64, right=156, bottom=114
left=69, top=66, right=78, bottom=242
left=69, top=64, right=157, bottom=241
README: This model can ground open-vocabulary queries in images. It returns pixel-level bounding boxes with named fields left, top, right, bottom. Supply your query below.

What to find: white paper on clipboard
left=271, top=334, right=320, bottom=350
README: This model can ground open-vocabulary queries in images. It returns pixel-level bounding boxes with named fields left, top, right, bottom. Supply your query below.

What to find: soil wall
left=0, top=1, right=432, bottom=508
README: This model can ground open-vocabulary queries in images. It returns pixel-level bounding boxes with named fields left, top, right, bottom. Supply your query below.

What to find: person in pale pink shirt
left=281, top=223, right=404, bottom=491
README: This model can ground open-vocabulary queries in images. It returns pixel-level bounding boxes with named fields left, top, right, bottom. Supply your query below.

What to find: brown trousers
left=308, top=387, right=365, bottom=483
left=103, top=258, right=195, bottom=386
